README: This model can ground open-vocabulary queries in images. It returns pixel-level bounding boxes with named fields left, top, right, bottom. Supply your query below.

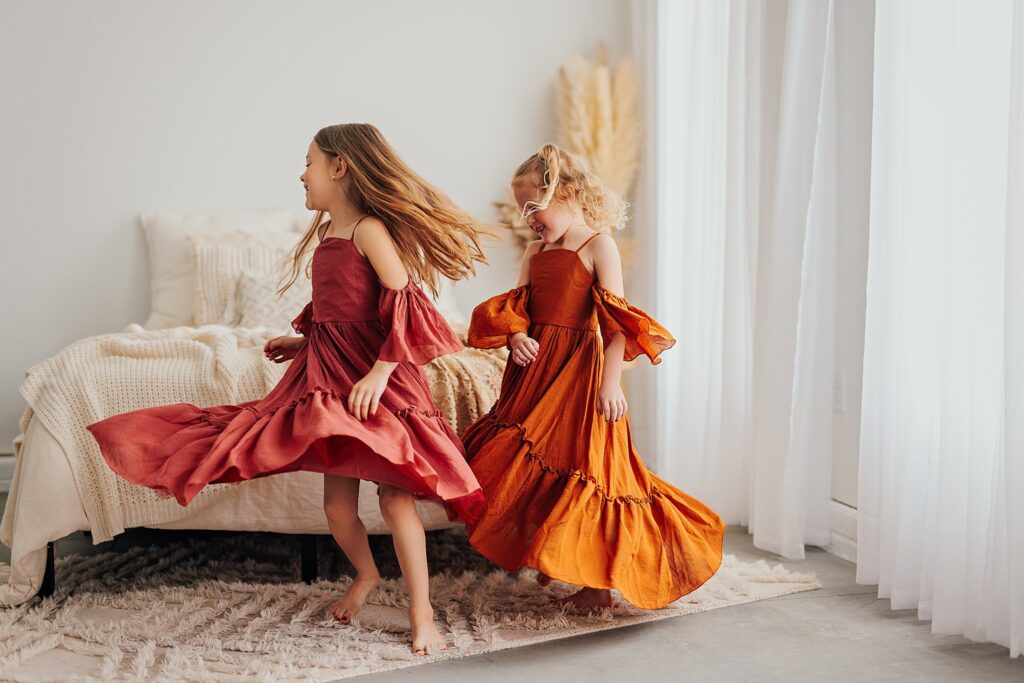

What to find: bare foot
left=330, top=572, right=380, bottom=625
left=550, top=587, right=614, bottom=611
left=536, top=571, right=552, bottom=587
left=410, top=606, right=448, bottom=656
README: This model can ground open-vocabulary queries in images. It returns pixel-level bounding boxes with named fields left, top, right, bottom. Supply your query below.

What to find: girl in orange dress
left=463, top=144, right=726, bottom=610
left=87, top=123, right=488, bottom=654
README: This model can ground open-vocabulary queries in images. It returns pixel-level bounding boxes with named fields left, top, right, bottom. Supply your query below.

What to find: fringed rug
left=0, top=530, right=820, bottom=682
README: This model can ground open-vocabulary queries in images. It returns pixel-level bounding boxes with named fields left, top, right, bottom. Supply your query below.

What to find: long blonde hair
left=280, top=123, right=490, bottom=297
left=512, top=143, right=627, bottom=232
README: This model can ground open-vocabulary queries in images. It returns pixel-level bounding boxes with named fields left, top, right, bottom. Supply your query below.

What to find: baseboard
left=0, top=454, right=14, bottom=494
left=826, top=499, right=857, bottom=563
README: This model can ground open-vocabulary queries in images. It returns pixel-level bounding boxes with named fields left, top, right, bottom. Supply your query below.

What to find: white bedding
left=0, top=414, right=456, bottom=607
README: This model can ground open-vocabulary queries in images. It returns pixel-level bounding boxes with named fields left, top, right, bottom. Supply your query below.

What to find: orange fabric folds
left=467, top=285, right=530, bottom=349
left=592, top=285, right=676, bottom=364
left=461, top=247, right=725, bottom=609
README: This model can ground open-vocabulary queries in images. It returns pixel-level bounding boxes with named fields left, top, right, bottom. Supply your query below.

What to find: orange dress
left=462, top=240, right=726, bottom=609
left=86, top=236, right=485, bottom=524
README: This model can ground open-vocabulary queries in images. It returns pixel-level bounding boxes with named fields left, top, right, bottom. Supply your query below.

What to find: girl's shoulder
left=578, top=231, right=617, bottom=256
left=351, top=215, right=390, bottom=249
left=524, top=239, right=545, bottom=258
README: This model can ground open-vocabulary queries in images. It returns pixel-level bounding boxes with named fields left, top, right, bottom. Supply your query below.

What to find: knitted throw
left=17, top=323, right=506, bottom=542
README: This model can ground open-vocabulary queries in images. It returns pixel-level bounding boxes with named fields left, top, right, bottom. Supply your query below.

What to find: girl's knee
left=323, top=491, right=359, bottom=522
left=377, top=484, right=413, bottom=517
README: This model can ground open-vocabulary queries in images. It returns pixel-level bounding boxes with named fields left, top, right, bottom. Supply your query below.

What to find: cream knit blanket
left=17, top=323, right=506, bottom=543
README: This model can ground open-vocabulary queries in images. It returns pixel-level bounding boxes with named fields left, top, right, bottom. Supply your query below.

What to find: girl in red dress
left=87, top=123, right=489, bottom=655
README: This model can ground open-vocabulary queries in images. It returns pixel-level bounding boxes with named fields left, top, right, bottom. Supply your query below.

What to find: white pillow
left=234, top=269, right=313, bottom=330
left=141, top=210, right=310, bottom=329
left=190, top=232, right=300, bottom=326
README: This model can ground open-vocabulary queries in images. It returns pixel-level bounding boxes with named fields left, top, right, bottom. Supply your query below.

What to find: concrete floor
left=353, top=530, right=1024, bottom=683
left=1, top=493, right=1021, bottom=683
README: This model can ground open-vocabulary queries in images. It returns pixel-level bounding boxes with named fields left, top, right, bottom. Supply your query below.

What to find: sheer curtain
left=857, top=0, right=1024, bottom=656
left=635, top=0, right=836, bottom=559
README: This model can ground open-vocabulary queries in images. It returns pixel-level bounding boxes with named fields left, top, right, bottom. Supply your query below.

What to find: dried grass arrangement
left=496, top=43, right=642, bottom=271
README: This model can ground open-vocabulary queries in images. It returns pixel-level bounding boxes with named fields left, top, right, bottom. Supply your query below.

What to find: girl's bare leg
left=378, top=484, right=447, bottom=655
left=323, top=475, right=380, bottom=624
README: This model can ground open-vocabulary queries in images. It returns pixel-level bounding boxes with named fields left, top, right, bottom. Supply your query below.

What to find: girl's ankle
left=409, top=603, right=434, bottom=619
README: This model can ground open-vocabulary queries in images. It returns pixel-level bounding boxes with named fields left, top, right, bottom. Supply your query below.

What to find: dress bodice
left=528, top=250, right=598, bottom=331
left=310, top=237, right=379, bottom=322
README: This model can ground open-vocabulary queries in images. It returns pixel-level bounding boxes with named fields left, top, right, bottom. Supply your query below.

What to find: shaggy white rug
left=0, top=531, right=820, bottom=682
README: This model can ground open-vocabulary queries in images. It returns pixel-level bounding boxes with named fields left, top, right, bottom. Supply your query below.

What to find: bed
left=0, top=210, right=507, bottom=606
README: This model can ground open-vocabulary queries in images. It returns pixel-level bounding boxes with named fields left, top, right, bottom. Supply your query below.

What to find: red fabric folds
left=377, top=281, right=463, bottom=364
left=87, top=236, right=483, bottom=524
left=291, top=301, right=314, bottom=336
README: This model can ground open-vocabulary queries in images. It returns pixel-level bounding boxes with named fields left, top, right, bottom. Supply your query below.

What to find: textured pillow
left=190, top=231, right=300, bottom=326
left=234, top=269, right=313, bottom=330
left=141, top=210, right=309, bottom=329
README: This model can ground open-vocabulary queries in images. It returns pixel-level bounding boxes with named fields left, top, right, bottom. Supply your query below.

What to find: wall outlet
left=833, top=369, right=847, bottom=414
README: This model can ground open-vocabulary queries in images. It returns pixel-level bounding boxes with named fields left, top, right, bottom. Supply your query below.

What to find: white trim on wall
left=826, top=498, right=857, bottom=563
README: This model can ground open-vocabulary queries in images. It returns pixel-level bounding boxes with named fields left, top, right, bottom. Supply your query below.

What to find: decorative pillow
left=190, top=231, right=300, bottom=326
left=234, top=269, right=313, bottom=330
left=141, top=210, right=309, bottom=329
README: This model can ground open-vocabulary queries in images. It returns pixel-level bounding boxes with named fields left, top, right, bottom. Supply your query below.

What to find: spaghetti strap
left=575, top=233, right=602, bottom=252
left=350, top=215, right=370, bottom=240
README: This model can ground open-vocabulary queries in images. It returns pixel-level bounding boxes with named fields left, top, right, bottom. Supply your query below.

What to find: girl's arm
left=589, top=234, right=628, bottom=422
left=515, top=240, right=542, bottom=286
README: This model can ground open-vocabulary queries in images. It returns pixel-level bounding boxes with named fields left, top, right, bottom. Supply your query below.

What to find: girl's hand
left=348, top=366, right=391, bottom=421
left=596, top=381, right=627, bottom=423
left=264, top=335, right=306, bottom=363
left=509, top=332, right=540, bottom=366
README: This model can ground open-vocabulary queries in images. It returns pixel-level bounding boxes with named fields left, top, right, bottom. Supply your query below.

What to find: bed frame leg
left=300, top=534, right=318, bottom=584
left=39, top=541, right=55, bottom=598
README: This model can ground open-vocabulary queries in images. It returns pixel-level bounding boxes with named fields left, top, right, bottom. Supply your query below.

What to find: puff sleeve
left=291, top=301, right=314, bottom=337
left=591, top=285, right=676, bottom=364
left=378, top=281, right=463, bottom=364
left=466, top=285, right=531, bottom=349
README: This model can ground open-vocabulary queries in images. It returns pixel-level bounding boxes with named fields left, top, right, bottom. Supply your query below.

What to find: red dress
left=87, top=236, right=485, bottom=524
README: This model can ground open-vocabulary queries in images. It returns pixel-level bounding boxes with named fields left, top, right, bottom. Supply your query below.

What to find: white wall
left=0, top=0, right=630, bottom=453
left=830, top=0, right=874, bottom=509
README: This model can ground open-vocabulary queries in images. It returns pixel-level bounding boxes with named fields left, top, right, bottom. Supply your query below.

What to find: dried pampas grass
left=498, top=43, right=643, bottom=273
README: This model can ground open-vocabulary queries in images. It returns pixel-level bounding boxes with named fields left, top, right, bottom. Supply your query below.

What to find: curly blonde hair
left=280, top=123, right=491, bottom=298
left=511, top=143, right=627, bottom=232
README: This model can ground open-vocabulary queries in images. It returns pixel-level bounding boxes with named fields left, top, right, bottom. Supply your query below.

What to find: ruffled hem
left=467, top=285, right=531, bottom=349
left=591, top=285, right=676, bottom=365
left=471, top=418, right=664, bottom=505
left=463, top=415, right=725, bottom=609
left=88, top=387, right=484, bottom=525
left=378, top=280, right=464, bottom=364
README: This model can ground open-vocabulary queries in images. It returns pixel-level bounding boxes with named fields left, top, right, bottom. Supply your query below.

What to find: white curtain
left=857, top=0, right=1024, bottom=657
left=642, top=0, right=836, bottom=558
